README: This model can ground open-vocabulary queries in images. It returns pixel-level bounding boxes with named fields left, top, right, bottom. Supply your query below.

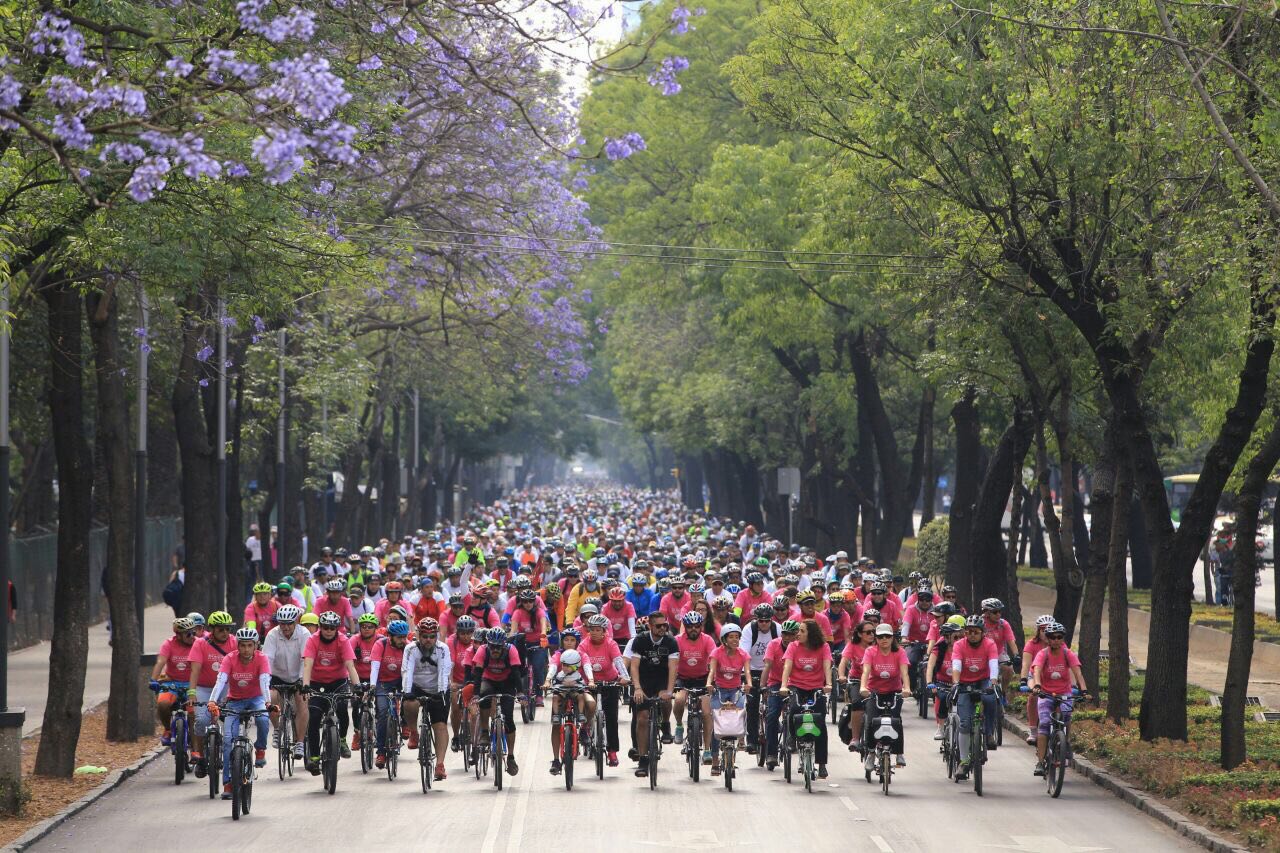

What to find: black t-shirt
left=627, top=632, right=678, bottom=685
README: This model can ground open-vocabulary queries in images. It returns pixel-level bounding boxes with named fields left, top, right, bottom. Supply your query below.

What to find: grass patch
left=1016, top=565, right=1280, bottom=644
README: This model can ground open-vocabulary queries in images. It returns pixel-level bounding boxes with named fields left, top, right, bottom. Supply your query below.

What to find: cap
left=875, top=624, right=895, bottom=637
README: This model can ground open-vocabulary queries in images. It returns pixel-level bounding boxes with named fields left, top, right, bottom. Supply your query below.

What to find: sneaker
left=933, top=730, right=944, bottom=741
left=376, top=753, right=386, bottom=769
left=408, top=729, right=419, bottom=750
left=401, top=725, right=414, bottom=742
left=673, top=725, right=684, bottom=745
left=451, top=734, right=460, bottom=753
left=865, top=753, right=875, bottom=771
left=702, top=749, right=713, bottom=765
left=255, top=748, right=267, bottom=768
left=986, top=734, right=998, bottom=750
left=766, top=759, right=777, bottom=771
left=711, top=765, right=722, bottom=776
left=550, top=759, right=562, bottom=775
left=818, top=765, right=829, bottom=779
left=193, top=758, right=207, bottom=779
left=1033, top=761, right=1045, bottom=776
left=292, top=742, right=304, bottom=760
left=635, top=760, right=649, bottom=777
left=744, top=743, right=757, bottom=755
left=161, top=732, right=172, bottom=747
left=1026, top=734, right=1037, bottom=745
left=221, top=782, right=232, bottom=800
left=435, top=763, right=447, bottom=781
left=534, top=696, right=545, bottom=707
left=607, top=751, right=619, bottom=767
left=506, top=755, right=519, bottom=776
left=307, top=759, right=321, bottom=776
left=627, top=748, right=639, bottom=762
left=955, top=767, right=969, bottom=781
left=272, top=731, right=281, bottom=748
left=895, top=755, right=906, bottom=768
left=351, top=732, right=362, bottom=751
left=340, top=742, right=352, bottom=759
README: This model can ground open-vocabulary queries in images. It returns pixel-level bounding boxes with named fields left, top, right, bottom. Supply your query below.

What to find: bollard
left=0, top=707, right=26, bottom=814
left=138, top=654, right=158, bottom=740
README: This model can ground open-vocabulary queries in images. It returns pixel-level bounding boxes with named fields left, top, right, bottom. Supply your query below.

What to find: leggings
left=306, top=679, right=350, bottom=760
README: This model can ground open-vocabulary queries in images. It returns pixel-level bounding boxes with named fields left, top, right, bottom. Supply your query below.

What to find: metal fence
left=9, top=517, right=180, bottom=649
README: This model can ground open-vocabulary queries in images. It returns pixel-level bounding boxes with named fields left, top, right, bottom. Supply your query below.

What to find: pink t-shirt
left=220, top=651, right=270, bottom=700
left=710, top=645, right=749, bottom=689
left=242, top=599, right=280, bottom=634
left=660, top=592, right=694, bottom=627
left=951, top=637, right=998, bottom=684
left=734, top=588, right=771, bottom=615
left=445, top=636, right=472, bottom=683
left=158, top=636, right=194, bottom=682
left=349, top=633, right=379, bottom=680
left=982, top=617, right=1017, bottom=652
left=304, top=632, right=356, bottom=682
left=476, top=644, right=521, bottom=682
left=188, top=635, right=234, bottom=687
left=314, top=595, right=353, bottom=622
left=864, top=596, right=903, bottom=628
left=375, top=596, right=410, bottom=626
left=763, top=638, right=789, bottom=686
left=841, top=641, right=868, bottom=670
left=580, top=636, right=623, bottom=681
left=370, top=637, right=406, bottom=684
left=1023, top=636, right=1048, bottom=663
left=676, top=632, right=716, bottom=679
left=797, top=610, right=833, bottom=640
left=901, top=605, right=933, bottom=643
left=862, top=646, right=908, bottom=693
left=826, top=609, right=853, bottom=643
left=510, top=606, right=546, bottom=644
left=602, top=601, right=636, bottom=639
left=783, top=642, right=832, bottom=690
left=504, top=596, right=546, bottom=617
left=1033, top=647, right=1081, bottom=695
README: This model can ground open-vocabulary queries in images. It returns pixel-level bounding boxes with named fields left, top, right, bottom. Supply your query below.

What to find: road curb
left=2, top=745, right=165, bottom=852
left=1001, top=713, right=1249, bottom=853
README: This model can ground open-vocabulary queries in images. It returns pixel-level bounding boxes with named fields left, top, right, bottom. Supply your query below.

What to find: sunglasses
left=651, top=623, right=669, bottom=630
left=1046, top=634, right=1065, bottom=640
left=859, top=628, right=874, bottom=635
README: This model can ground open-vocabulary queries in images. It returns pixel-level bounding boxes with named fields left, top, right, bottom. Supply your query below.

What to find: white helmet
left=560, top=649, right=582, bottom=669
left=1035, top=614, right=1056, bottom=628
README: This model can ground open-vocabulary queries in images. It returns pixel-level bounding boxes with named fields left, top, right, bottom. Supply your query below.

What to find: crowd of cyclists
left=148, top=486, right=1090, bottom=801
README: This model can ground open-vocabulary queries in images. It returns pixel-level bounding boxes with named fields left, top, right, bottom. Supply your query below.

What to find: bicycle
left=714, top=691, right=745, bottom=792
left=214, top=704, right=260, bottom=821
left=1037, top=688, right=1083, bottom=798
left=552, top=684, right=587, bottom=791
left=864, top=692, right=902, bottom=796
left=150, top=681, right=191, bottom=785
left=930, top=683, right=958, bottom=778
left=275, top=681, right=301, bottom=780
left=592, top=681, right=623, bottom=779
left=486, top=693, right=523, bottom=791
left=203, top=702, right=224, bottom=801
left=908, top=643, right=930, bottom=718
left=788, top=693, right=821, bottom=793
left=380, top=688, right=403, bottom=781
left=457, top=693, right=476, bottom=776
left=639, top=694, right=664, bottom=791
left=751, top=684, right=767, bottom=768
left=682, top=686, right=709, bottom=783
left=952, top=683, right=995, bottom=796
left=416, top=691, right=445, bottom=793
left=307, top=688, right=353, bottom=795
left=356, top=688, right=376, bottom=774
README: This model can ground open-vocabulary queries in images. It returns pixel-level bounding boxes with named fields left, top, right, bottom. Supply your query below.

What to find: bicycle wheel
left=946, top=720, right=958, bottom=779
left=783, top=738, right=793, bottom=784
left=360, top=708, right=375, bottom=774
left=830, top=690, right=839, bottom=724
left=1048, top=730, right=1066, bottom=798
left=755, top=702, right=767, bottom=767
left=918, top=674, right=929, bottom=718
left=172, top=716, right=186, bottom=785
left=688, top=716, right=700, bottom=782
left=881, top=750, right=891, bottom=796
left=972, top=731, right=984, bottom=797
left=595, top=710, right=605, bottom=779
left=724, top=743, right=734, bottom=791
left=493, top=723, right=505, bottom=791
left=421, top=724, right=434, bottom=793
left=323, top=725, right=339, bottom=795
left=648, top=711, right=660, bottom=791
left=802, top=746, right=814, bottom=793
left=231, top=744, right=244, bottom=821
left=206, top=729, right=223, bottom=800
left=240, top=748, right=253, bottom=815
left=386, top=709, right=399, bottom=781
left=996, top=703, right=1004, bottom=746
left=563, top=723, right=575, bottom=791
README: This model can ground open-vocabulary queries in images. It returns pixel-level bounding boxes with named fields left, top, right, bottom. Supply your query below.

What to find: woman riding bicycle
left=778, top=619, right=833, bottom=779
left=208, top=627, right=273, bottom=799
left=925, top=617, right=964, bottom=739
left=706, top=623, right=751, bottom=776
left=1020, top=615, right=1056, bottom=744
left=1030, top=621, right=1089, bottom=777
left=367, top=618, right=411, bottom=769
left=580, top=614, right=628, bottom=767
left=837, top=618, right=876, bottom=753
left=859, top=623, right=909, bottom=768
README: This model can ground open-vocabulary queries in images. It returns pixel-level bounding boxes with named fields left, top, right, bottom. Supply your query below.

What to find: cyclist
left=951, top=614, right=1000, bottom=781
left=150, top=617, right=196, bottom=743
left=470, top=626, right=525, bottom=777
left=184, top=610, right=236, bottom=773
left=626, top=571, right=658, bottom=617
left=401, top=617, right=452, bottom=781
left=925, top=618, right=964, bottom=739
left=262, top=604, right=308, bottom=760
left=625, top=610, right=678, bottom=778
left=301, top=611, right=362, bottom=775
left=778, top=619, right=833, bottom=778
left=187, top=612, right=206, bottom=639
left=733, top=570, right=771, bottom=619
left=299, top=611, right=320, bottom=633
left=509, top=588, right=550, bottom=706
left=1030, top=621, right=1089, bottom=776
left=374, top=581, right=408, bottom=626
left=863, top=581, right=903, bottom=630
left=565, top=566, right=603, bottom=623
left=796, top=590, right=832, bottom=640
left=706, top=622, right=751, bottom=776
left=446, top=615, right=478, bottom=751
left=859, top=623, right=908, bottom=768
left=546, top=647, right=594, bottom=775
left=603, top=586, right=637, bottom=643
left=580, top=613, right=628, bottom=766
left=900, top=586, right=935, bottom=699
left=207, top=626, right=272, bottom=799
left=837, top=619, right=876, bottom=753
left=1020, top=615, right=1056, bottom=743
left=242, top=581, right=280, bottom=635
left=980, top=598, right=1020, bottom=694
left=824, top=590, right=852, bottom=654
left=760, top=619, right=800, bottom=771
left=740, top=603, right=778, bottom=755
left=659, top=576, right=694, bottom=629
left=313, top=578, right=356, bottom=634
left=672, top=611, right=716, bottom=764
left=348, top=613, right=381, bottom=753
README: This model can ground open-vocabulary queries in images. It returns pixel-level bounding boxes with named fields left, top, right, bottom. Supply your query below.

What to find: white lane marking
left=989, top=839, right=1108, bottom=853
left=870, top=836, right=892, bottom=853
left=840, top=794, right=859, bottom=811
left=505, top=722, right=540, bottom=853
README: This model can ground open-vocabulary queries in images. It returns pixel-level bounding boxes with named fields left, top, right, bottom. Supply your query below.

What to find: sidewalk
left=9, top=605, right=174, bottom=736
left=1020, top=581, right=1280, bottom=710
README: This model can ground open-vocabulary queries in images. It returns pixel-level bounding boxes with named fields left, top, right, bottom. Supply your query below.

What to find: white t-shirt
left=245, top=535, right=262, bottom=562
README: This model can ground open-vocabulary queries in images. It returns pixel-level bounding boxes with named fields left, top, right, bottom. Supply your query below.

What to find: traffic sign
left=777, top=466, right=800, bottom=499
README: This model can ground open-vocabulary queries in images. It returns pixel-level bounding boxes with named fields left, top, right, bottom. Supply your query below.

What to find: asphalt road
left=31, top=695, right=1199, bottom=853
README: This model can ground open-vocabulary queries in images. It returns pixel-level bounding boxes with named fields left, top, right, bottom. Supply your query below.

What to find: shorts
left=998, top=651, right=1012, bottom=666
left=407, top=688, right=450, bottom=725
left=711, top=687, right=746, bottom=710
left=676, top=677, right=707, bottom=692
left=269, top=676, right=302, bottom=692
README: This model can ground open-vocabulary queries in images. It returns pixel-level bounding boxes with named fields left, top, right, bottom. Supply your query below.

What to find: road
left=31, top=697, right=1199, bottom=853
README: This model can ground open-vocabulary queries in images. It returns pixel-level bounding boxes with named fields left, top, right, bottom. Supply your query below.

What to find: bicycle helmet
left=772, top=595, right=789, bottom=609
left=275, top=604, right=302, bottom=624
left=187, top=612, right=205, bottom=626
left=544, top=584, right=562, bottom=600
left=868, top=582, right=887, bottom=595
left=235, top=627, right=259, bottom=643
left=752, top=603, right=774, bottom=619
left=455, top=615, right=477, bottom=632
left=388, top=604, right=409, bottom=622
left=518, top=589, right=538, bottom=602
left=607, top=586, right=626, bottom=601
left=387, top=620, right=410, bottom=637
left=828, top=590, right=845, bottom=603
left=916, top=588, right=934, bottom=601
left=587, top=614, right=608, bottom=629
left=780, top=619, right=801, bottom=634
left=746, top=572, right=765, bottom=585
left=931, top=601, right=957, bottom=617
left=485, top=627, right=508, bottom=646
left=1035, top=614, right=1056, bottom=628
left=940, top=622, right=961, bottom=637
left=797, top=590, right=816, bottom=604
left=965, top=614, right=984, bottom=628
left=714, top=594, right=733, bottom=608
left=385, top=581, right=403, bottom=593
left=578, top=603, right=600, bottom=619
left=863, top=608, right=881, bottom=623
left=560, top=649, right=583, bottom=669
left=720, top=623, right=742, bottom=637
left=318, top=611, right=342, bottom=629
left=252, top=581, right=272, bottom=594
left=1045, top=622, right=1066, bottom=637
left=908, top=571, right=923, bottom=583
left=981, top=598, right=1004, bottom=612
left=207, top=611, right=234, bottom=627
left=417, top=617, right=439, bottom=634
left=682, top=611, right=704, bottom=626
left=325, top=578, right=345, bottom=592
left=689, top=583, right=705, bottom=596
left=630, top=574, right=648, bottom=586
left=275, top=582, right=293, bottom=594
left=726, top=583, right=741, bottom=596
left=448, top=593, right=464, bottom=606
left=941, top=584, right=957, bottom=596
left=752, top=557, right=769, bottom=569
left=560, top=628, right=581, bottom=643
left=357, top=613, right=379, bottom=627
left=946, top=614, right=967, bottom=629
left=513, top=576, right=533, bottom=591
left=581, top=568, right=598, bottom=582
left=173, top=617, right=195, bottom=633
left=300, top=612, right=320, bottom=626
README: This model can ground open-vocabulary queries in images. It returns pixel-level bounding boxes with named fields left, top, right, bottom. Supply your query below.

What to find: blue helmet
left=560, top=628, right=581, bottom=643
left=486, top=627, right=508, bottom=647
left=726, top=583, right=742, bottom=595
left=655, top=569, right=669, bottom=580
left=387, top=620, right=410, bottom=637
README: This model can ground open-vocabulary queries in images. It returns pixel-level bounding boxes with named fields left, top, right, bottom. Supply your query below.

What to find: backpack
left=162, top=577, right=184, bottom=609
left=837, top=704, right=855, bottom=744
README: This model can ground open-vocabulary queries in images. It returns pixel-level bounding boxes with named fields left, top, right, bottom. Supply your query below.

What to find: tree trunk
left=86, top=287, right=141, bottom=742
left=1222, top=414, right=1280, bottom=768
left=920, top=397, right=937, bottom=527
left=850, top=332, right=910, bottom=565
left=226, top=365, right=246, bottom=605
left=946, top=389, right=980, bottom=611
left=1078, top=425, right=1116, bottom=697
left=1106, top=460, right=1132, bottom=724
left=34, top=280, right=94, bottom=776
left=171, top=288, right=219, bottom=616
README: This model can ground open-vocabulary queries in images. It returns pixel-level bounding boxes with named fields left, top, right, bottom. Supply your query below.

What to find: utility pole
left=216, top=298, right=227, bottom=607
left=277, top=329, right=287, bottom=571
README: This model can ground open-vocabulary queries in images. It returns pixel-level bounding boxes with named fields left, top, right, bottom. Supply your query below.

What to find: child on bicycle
left=545, top=633, right=595, bottom=775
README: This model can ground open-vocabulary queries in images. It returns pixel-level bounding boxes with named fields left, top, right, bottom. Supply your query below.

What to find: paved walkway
left=10, top=605, right=174, bottom=736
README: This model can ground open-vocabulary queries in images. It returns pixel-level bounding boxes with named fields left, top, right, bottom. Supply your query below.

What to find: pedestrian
left=245, top=524, right=263, bottom=582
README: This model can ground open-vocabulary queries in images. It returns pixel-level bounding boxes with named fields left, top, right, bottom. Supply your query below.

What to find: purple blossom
left=138, top=130, right=177, bottom=153
left=356, top=55, right=383, bottom=72
left=604, top=131, right=646, bottom=160
left=52, top=114, right=93, bottom=150
left=313, top=122, right=357, bottom=164
left=100, top=142, right=146, bottom=164
left=205, top=49, right=259, bottom=83
left=252, top=315, right=267, bottom=333
left=224, top=160, right=250, bottom=178
left=198, top=378, right=210, bottom=387
left=0, top=75, right=20, bottom=111
left=258, top=54, right=349, bottom=121
left=86, top=84, right=147, bottom=116
left=314, top=180, right=334, bottom=195
left=251, top=126, right=309, bottom=183
left=220, top=315, right=237, bottom=329
left=260, top=7, right=318, bottom=44
left=669, top=5, right=692, bottom=34
left=196, top=344, right=214, bottom=362
left=647, top=56, right=689, bottom=96
left=173, top=133, right=221, bottom=179
left=30, top=14, right=88, bottom=68
left=44, top=75, right=87, bottom=107
left=397, top=25, right=418, bottom=45
left=164, top=56, right=194, bottom=78
left=126, top=155, right=171, bottom=202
